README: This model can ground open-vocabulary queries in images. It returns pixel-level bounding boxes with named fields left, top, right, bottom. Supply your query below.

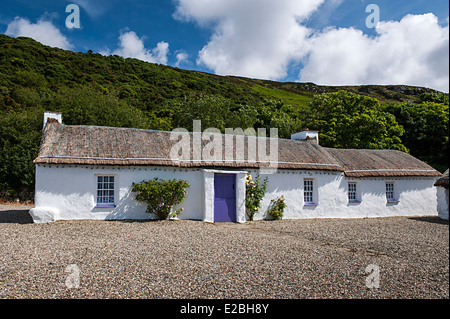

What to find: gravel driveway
left=0, top=204, right=448, bottom=299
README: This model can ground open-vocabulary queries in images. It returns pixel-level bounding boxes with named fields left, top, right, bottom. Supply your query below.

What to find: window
left=97, top=175, right=115, bottom=206
left=348, top=182, right=357, bottom=202
left=386, top=182, right=396, bottom=202
left=304, top=179, right=315, bottom=204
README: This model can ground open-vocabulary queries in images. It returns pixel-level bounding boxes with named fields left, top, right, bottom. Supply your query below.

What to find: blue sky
left=1, top=0, right=449, bottom=91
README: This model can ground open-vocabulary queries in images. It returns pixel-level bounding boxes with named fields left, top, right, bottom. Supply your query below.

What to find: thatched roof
left=34, top=120, right=342, bottom=171
left=324, top=148, right=441, bottom=177
left=34, top=120, right=441, bottom=177
left=434, top=169, right=449, bottom=188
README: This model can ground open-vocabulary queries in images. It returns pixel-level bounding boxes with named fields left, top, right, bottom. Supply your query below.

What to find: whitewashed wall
left=30, top=164, right=439, bottom=223
left=436, top=187, right=449, bottom=220
left=248, top=170, right=438, bottom=220
left=30, top=164, right=205, bottom=222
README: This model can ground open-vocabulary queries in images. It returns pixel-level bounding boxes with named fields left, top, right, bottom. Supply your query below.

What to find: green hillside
left=0, top=34, right=448, bottom=200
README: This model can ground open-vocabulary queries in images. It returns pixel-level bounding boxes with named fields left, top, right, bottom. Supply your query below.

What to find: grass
left=251, top=84, right=313, bottom=110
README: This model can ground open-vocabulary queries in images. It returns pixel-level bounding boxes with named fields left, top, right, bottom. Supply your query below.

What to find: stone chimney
left=291, top=128, right=319, bottom=144
left=43, top=111, right=62, bottom=130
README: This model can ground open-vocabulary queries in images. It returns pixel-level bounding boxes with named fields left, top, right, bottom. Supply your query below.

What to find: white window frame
left=348, top=181, right=360, bottom=203
left=96, top=174, right=117, bottom=207
left=303, top=178, right=316, bottom=205
left=385, top=181, right=398, bottom=203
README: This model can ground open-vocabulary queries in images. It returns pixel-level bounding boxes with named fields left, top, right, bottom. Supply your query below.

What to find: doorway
left=214, top=173, right=236, bottom=222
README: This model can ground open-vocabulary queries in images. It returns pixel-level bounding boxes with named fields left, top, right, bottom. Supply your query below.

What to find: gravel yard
left=0, top=204, right=448, bottom=299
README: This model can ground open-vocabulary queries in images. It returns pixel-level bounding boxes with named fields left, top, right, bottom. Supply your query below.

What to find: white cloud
left=5, top=17, right=73, bottom=50
left=106, top=31, right=169, bottom=65
left=299, top=13, right=449, bottom=92
left=175, top=52, right=189, bottom=67
left=174, top=0, right=324, bottom=80
left=174, top=1, right=449, bottom=92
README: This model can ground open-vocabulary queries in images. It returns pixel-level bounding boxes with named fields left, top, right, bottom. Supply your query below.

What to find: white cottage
left=29, top=112, right=441, bottom=223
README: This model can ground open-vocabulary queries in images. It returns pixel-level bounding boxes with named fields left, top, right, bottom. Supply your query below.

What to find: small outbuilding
left=29, top=112, right=442, bottom=223
left=434, top=169, right=449, bottom=220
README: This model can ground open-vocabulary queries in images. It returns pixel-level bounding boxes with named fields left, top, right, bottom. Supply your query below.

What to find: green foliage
left=245, top=174, right=268, bottom=221
left=251, top=84, right=313, bottom=110
left=383, top=101, right=449, bottom=172
left=46, top=86, right=152, bottom=128
left=170, top=94, right=304, bottom=138
left=132, top=177, right=190, bottom=220
left=254, top=99, right=304, bottom=138
left=172, top=94, right=258, bottom=131
left=0, top=108, right=43, bottom=198
left=305, top=91, right=408, bottom=152
left=267, top=195, right=286, bottom=220
left=419, top=92, right=449, bottom=105
left=12, top=70, right=48, bottom=88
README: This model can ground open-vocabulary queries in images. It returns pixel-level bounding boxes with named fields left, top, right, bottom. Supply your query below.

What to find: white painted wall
left=30, top=165, right=439, bottom=223
left=247, top=170, right=438, bottom=220
left=436, top=187, right=449, bottom=220
left=30, top=164, right=204, bottom=222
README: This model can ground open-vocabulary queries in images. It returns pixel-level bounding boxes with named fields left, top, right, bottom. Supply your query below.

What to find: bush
left=132, top=177, right=190, bottom=220
left=245, top=174, right=268, bottom=221
left=267, top=196, right=286, bottom=220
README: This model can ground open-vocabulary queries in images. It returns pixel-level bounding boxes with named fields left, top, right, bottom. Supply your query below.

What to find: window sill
left=304, top=203, right=318, bottom=206
left=387, top=200, right=400, bottom=204
left=94, top=205, right=116, bottom=209
left=348, top=200, right=361, bottom=204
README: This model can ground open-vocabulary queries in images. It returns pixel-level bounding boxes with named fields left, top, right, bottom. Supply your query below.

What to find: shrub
left=245, top=174, right=268, bottom=221
left=132, top=177, right=190, bottom=220
left=267, top=196, right=286, bottom=220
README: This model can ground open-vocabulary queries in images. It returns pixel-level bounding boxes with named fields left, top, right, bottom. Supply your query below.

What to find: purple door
left=214, top=174, right=236, bottom=222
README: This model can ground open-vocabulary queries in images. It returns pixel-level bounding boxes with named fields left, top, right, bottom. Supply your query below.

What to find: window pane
left=304, top=179, right=314, bottom=203
left=97, top=175, right=115, bottom=205
left=386, top=183, right=394, bottom=200
left=348, top=182, right=357, bottom=201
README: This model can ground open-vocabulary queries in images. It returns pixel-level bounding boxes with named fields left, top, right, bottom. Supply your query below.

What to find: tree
left=383, top=101, right=449, bottom=172
left=305, top=91, right=407, bottom=151
left=47, top=86, right=152, bottom=129
left=171, top=94, right=258, bottom=131
left=0, top=108, right=43, bottom=198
